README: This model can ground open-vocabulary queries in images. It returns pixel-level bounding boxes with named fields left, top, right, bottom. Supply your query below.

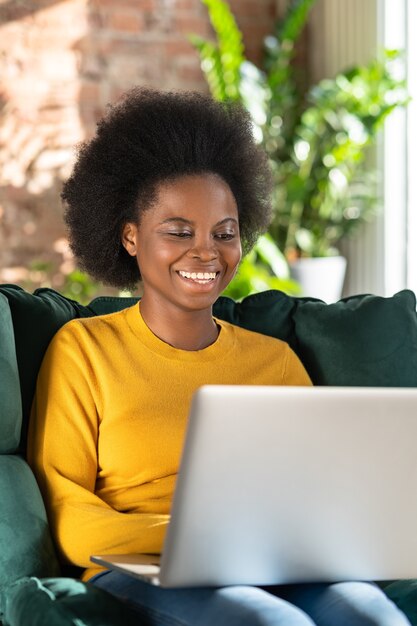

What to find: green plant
left=222, top=234, right=300, bottom=300
left=270, top=52, right=409, bottom=258
left=19, top=259, right=117, bottom=305
left=60, top=269, right=103, bottom=303
left=191, top=0, right=409, bottom=261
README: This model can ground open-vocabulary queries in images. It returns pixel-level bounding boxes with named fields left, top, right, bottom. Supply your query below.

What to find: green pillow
left=293, top=290, right=417, bottom=386
left=0, top=294, right=22, bottom=454
left=0, top=455, right=60, bottom=617
left=2, top=577, right=141, bottom=626
left=0, top=286, right=91, bottom=453
left=213, top=290, right=301, bottom=350
left=87, top=296, right=139, bottom=316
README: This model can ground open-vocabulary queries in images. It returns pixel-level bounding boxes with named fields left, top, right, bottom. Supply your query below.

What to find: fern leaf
left=202, top=0, right=245, bottom=100
left=189, top=34, right=227, bottom=100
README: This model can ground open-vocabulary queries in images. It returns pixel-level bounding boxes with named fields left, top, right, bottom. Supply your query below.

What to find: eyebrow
left=160, top=217, right=239, bottom=226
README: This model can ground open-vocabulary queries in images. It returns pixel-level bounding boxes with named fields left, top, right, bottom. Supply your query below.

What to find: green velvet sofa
left=1, top=283, right=417, bottom=626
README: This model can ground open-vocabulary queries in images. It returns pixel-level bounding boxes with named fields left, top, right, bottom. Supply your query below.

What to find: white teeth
left=179, top=271, right=217, bottom=281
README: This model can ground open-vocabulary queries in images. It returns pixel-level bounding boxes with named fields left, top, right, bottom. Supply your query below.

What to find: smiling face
left=122, top=173, right=242, bottom=317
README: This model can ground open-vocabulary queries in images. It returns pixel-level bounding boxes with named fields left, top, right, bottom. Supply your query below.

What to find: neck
left=139, top=299, right=219, bottom=351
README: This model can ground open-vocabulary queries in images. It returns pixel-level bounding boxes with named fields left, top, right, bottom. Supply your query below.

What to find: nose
left=186, top=235, right=218, bottom=261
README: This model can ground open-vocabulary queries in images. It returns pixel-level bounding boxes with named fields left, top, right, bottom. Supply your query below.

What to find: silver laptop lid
left=159, top=385, right=417, bottom=587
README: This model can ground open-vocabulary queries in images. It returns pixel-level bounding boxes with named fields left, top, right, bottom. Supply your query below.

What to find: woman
left=28, top=88, right=410, bottom=626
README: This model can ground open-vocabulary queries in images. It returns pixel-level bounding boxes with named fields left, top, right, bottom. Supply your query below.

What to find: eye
left=214, top=232, right=236, bottom=241
left=169, top=231, right=192, bottom=238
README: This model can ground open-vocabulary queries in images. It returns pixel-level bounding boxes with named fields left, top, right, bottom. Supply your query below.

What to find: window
left=308, top=0, right=415, bottom=297
left=381, top=0, right=415, bottom=296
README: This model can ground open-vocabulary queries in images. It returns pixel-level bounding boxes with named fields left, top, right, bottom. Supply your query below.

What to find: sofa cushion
left=87, top=296, right=139, bottom=316
left=213, top=289, right=301, bottom=350
left=0, top=294, right=22, bottom=454
left=0, top=455, right=60, bottom=618
left=2, top=577, right=141, bottom=626
left=293, top=290, right=417, bottom=386
left=0, top=286, right=91, bottom=453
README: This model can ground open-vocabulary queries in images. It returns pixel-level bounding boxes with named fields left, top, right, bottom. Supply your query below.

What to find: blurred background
left=0, top=0, right=415, bottom=303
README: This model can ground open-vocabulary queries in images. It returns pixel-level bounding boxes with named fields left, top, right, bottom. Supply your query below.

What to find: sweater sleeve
left=27, top=323, right=168, bottom=570
left=282, top=343, right=313, bottom=386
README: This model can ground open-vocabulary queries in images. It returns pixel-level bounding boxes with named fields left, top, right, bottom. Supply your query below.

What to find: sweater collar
left=124, top=302, right=235, bottom=362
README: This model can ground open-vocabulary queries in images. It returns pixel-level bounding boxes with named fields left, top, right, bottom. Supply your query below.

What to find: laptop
left=91, top=385, right=417, bottom=587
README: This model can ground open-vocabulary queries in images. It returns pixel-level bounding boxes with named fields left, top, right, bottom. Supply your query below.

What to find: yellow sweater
left=27, top=303, right=312, bottom=581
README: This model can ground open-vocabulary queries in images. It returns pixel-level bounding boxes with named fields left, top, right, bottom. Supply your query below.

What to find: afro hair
left=62, top=87, right=273, bottom=289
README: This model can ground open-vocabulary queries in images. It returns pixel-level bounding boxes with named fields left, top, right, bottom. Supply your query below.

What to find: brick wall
left=80, top=0, right=277, bottom=133
left=0, top=0, right=276, bottom=292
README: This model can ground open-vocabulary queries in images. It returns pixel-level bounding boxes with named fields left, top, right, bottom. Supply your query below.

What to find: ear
left=121, top=222, right=138, bottom=257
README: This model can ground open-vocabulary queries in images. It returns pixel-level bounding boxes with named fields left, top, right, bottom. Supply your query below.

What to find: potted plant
left=190, top=0, right=409, bottom=301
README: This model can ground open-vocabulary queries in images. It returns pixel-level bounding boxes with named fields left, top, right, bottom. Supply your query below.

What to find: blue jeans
left=91, top=571, right=411, bottom=626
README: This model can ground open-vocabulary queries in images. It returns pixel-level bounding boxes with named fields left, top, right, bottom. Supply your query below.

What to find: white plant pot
left=290, top=256, right=347, bottom=303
